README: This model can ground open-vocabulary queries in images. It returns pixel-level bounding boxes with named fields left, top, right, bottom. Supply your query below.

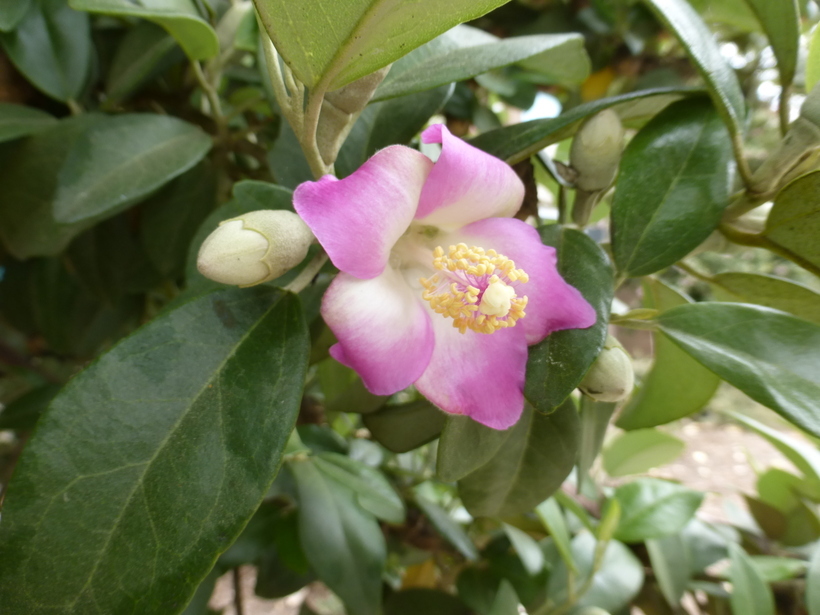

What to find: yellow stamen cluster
left=420, top=244, right=529, bottom=334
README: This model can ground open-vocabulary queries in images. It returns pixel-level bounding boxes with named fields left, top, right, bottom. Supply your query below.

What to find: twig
left=232, top=567, right=244, bottom=615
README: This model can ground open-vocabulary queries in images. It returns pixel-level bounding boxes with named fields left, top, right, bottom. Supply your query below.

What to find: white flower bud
left=579, top=334, right=635, bottom=403
left=197, top=210, right=314, bottom=287
left=570, top=109, right=625, bottom=192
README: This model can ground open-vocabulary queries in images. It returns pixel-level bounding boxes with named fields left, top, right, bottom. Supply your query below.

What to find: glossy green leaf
left=106, top=21, right=181, bottom=104
left=644, top=0, right=745, bottom=136
left=0, top=0, right=32, bottom=31
left=603, top=429, right=685, bottom=477
left=745, top=0, right=800, bottom=88
left=730, top=412, right=820, bottom=490
left=458, top=399, right=580, bottom=518
left=763, top=171, right=820, bottom=274
left=414, top=493, right=478, bottom=560
left=0, top=287, right=309, bottom=614
left=373, top=31, right=586, bottom=101
left=335, top=84, right=453, bottom=178
left=577, top=397, right=616, bottom=490
left=437, top=414, right=513, bottom=482
left=710, top=272, right=820, bottom=325
left=688, top=0, right=760, bottom=31
left=313, top=452, right=405, bottom=524
left=646, top=534, right=691, bottom=607
left=69, top=0, right=218, bottom=60
left=535, top=499, right=577, bottom=574
left=617, top=279, right=720, bottom=429
left=525, top=226, right=613, bottom=413
left=385, top=589, right=471, bottom=615
left=0, top=102, right=56, bottom=142
left=611, top=98, right=731, bottom=277
left=547, top=532, right=644, bottom=613
left=138, top=163, right=216, bottom=279
left=470, top=86, right=702, bottom=164
left=363, top=400, right=446, bottom=454
left=53, top=113, right=212, bottom=224
left=807, top=25, right=820, bottom=92
left=729, top=544, right=776, bottom=615
left=289, top=457, right=386, bottom=615
left=0, top=0, right=91, bottom=102
left=502, top=524, right=544, bottom=575
left=613, top=478, right=704, bottom=543
left=657, top=302, right=820, bottom=437
left=808, top=544, right=820, bottom=615
left=254, top=0, right=511, bottom=91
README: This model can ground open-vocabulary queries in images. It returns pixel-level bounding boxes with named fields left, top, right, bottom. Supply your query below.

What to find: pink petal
left=452, top=218, right=597, bottom=345
left=294, top=146, right=433, bottom=279
left=415, top=314, right=528, bottom=430
left=415, top=125, right=524, bottom=227
left=323, top=266, right=434, bottom=395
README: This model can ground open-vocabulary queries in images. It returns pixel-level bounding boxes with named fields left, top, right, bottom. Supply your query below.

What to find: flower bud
left=579, top=334, right=635, bottom=402
left=570, top=109, right=625, bottom=192
left=197, top=210, right=314, bottom=287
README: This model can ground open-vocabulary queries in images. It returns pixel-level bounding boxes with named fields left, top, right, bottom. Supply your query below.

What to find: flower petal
left=415, top=315, right=528, bottom=430
left=294, top=146, right=433, bottom=279
left=415, top=124, right=524, bottom=227
left=453, top=218, right=597, bottom=344
left=323, top=266, right=434, bottom=395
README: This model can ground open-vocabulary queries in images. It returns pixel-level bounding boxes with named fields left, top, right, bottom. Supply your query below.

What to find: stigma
left=419, top=244, right=528, bottom=334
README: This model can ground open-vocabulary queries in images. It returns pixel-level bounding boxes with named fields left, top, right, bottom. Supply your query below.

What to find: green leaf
left=488, top=579, right=519, bottom=615
left=0, top=0, right=91, bottom=102
left=611, top=98, right=731, bottom=278
left=318, top=359, right=387, bottom=415
left=0, top=287, right=309, bottom=614
left=729, top=412, right=820, bottom=491
left=646, top=534, right=691, bottom=607
left=289, top=457, right=386, bottom=615
left=69, top=0, right=218, bottom=60
left=0, top=0, right=32, bottom=31
left=373, top=30, right=587, bottom=101
left=721, top=556, right=807, bottom=583
left=807, top=25, right=820, bottom=92
left=469, top=86, right=702, bottom=164
left=106, top=21, right=181, bottom=104
left=525, top=226, right=613, bottom=413
left=808, top=544, right=820, bottom=615
left=363, top=400, right=446, bottom=454
left=313, top=452, right=405, bottom=524
left=535, top=499, right=577, bottom=574
left=744, top=0, right=800, bottom=88
left=254, top=0, right=512, bottom=91
left=502, top=524, right=544, bottom=575
left=385, top=589, right=471, bottom=615
left=458, top=399, right=580, bottom=518
left=414, top=493, right=478, bottom=560
left=53, top=113, right=212, bottom=224
left=613, top=478, right=704, bottom=543
left=0, top=383, right=61, bottom=430
left=762, top=171, right=820, bottom=274
left=547, top=532, right=644, bottom=613
left=139, top=162, right=217, bottom=278
left=729, top=544, right=776, bottom=615
left=603, top=429, right=685, bottom=477
left=0, top=102, right=56, bottom=142
left=577, top=397, right=616, bottom=489
left=643, top=0, right=745, bottom=136
left=437, top=414, right=513, bottom=482
left=657, top=302, right=820, bottom=437
left=617, top=279, right=720, bottom=429
left=709, top=272, right=820, bottom=325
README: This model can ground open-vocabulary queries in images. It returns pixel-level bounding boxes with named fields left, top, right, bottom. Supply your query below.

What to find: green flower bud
left=579, top=334, right=635, bottom=402
left=570, top=109, right=625, bottom=192
left=197, top=210, right=314, bottom=287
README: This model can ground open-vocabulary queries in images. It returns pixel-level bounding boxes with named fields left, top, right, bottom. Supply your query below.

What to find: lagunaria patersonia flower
left=294, top=125, right=596, bottom=430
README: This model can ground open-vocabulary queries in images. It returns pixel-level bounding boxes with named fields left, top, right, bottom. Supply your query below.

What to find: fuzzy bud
left=579, top=334, right=635, bottom=402
left=197, top=210, right=314, bottom=287
left=570, top=109, right=625, bottom=192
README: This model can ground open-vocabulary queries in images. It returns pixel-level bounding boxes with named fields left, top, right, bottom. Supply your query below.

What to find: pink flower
left=294, top=125, right=596, bottom=429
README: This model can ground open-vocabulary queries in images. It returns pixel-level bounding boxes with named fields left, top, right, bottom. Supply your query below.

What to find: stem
left=675, top=260, right=715, bottom=284
left=778, top=84, right=791, bottom=137
left=191, top=61, right=225, bottom=129
left=721, top=190, right=769, bottom=222
left=232, top=567, right=244, bottom=615
left=283, top=252, right=328, bottom=294
left=66, top=99, right=83, bottom=116
left=731, top=131, right=754, bottom=189
left=719, top=223, right=820, bottom=277
left=301, top=82, right=332, bottom=178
